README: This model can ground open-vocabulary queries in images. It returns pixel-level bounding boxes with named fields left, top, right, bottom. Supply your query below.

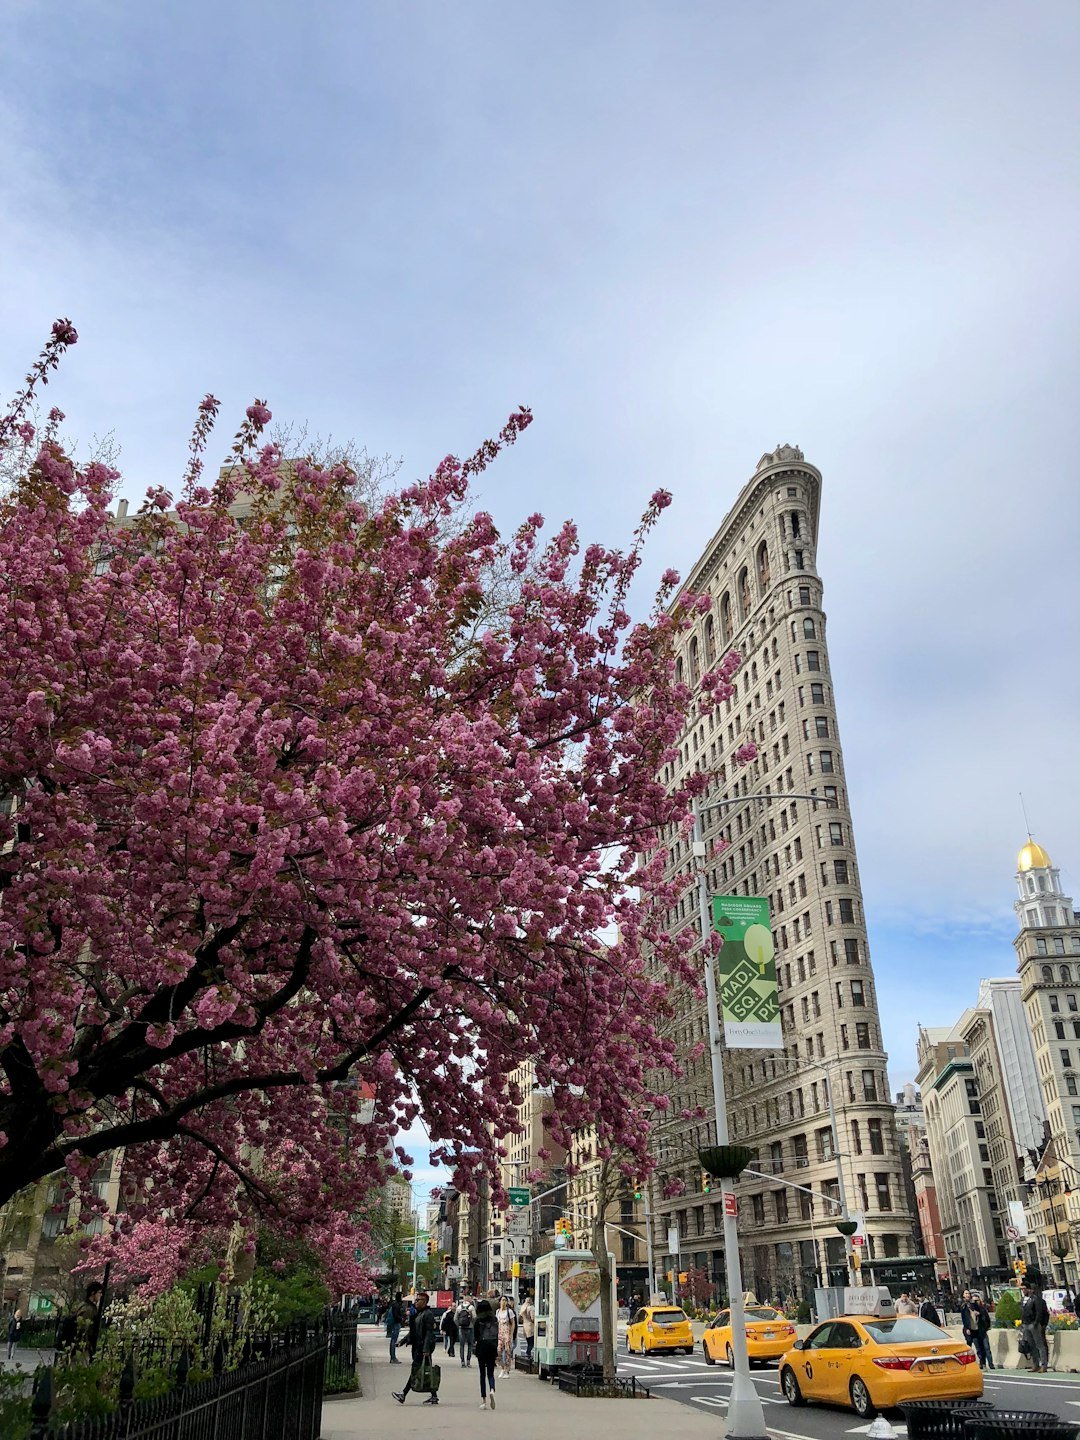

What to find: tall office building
left=649, top=445, right=914, bottom=1301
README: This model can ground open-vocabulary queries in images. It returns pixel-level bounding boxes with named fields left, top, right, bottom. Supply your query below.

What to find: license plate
left=763, top=1331, right=774, bottom=1338
left=925, top=1361, right=944, bottom=1372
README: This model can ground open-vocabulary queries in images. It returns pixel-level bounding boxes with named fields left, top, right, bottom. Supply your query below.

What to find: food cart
left=532, top=1249, right=617, bottom=1379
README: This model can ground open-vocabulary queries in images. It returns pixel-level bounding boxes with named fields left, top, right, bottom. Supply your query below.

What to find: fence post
left=29, top=1366, right=53, bottom=1440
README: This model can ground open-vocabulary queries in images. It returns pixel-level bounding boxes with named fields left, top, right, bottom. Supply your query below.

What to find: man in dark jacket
left=1021, top=1284, right=1050, bottom=1372
left=393, top=1291, right=441, bottom=1405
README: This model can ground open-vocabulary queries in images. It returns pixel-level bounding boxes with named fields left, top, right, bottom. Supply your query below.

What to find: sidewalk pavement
left=319, top=1327, right=728, bottom=1440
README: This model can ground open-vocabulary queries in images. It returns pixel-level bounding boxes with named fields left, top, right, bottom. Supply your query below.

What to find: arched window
left=1061, top=965, right=1073, bottom=984
left=689, top=636, right=700, bottom=687
left=1028, top=877, right=1037, bottom=894
left=675, top=657, right=684, bottom=688
left=738, top=567, right=751, bottom=619
left=803, top=618, right=816, bottom=639
left=790, top=511, right=802, bottom=539
left=720, top=592, right=732, bottom=644
left=1042, top=965, right=1054, bottom=983
left=757, top=541, right=771, bottom=593
left=704, top=614, right=716, bottom=667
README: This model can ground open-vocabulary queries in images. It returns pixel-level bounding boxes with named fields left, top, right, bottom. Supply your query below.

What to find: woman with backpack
left=473, top=1298, right=500, bottom=1410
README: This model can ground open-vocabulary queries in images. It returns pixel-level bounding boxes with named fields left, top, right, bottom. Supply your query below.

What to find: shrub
left=994, top=1291, right=1021, bottom=1330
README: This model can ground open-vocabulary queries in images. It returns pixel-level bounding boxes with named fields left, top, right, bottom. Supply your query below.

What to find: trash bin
left=964, top=1413, right=1075, bottom=1440
left=901, top=1399, right=995, bottom=1439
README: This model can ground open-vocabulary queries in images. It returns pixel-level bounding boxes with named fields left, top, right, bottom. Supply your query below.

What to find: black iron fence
left=19, top=1315, right=358, bottom=1440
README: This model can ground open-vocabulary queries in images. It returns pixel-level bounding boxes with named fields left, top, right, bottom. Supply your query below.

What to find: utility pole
left=823, top=1073, right=855, bottom=1284
left=411, top=1219, right=419, bottom=1293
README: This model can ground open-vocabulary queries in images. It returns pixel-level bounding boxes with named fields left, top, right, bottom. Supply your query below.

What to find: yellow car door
left=797, top=1321, right=839, bottom=1401
left=706, top=1310, right=730, bottom=1363
left=825, top=1321, right=864, bottom=1405
left=626, top=1308, right=645, bottom=1353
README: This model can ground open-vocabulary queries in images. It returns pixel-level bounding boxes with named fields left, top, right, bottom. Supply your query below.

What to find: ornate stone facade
left=648, top=448, right=913, bottom=1303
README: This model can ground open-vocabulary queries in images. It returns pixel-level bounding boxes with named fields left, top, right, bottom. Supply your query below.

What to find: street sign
left=506, top=1209, right=530, bottom=1237
left=722, top=1192, right=738, bottom=1217
left=667, top=1226, right=680, bottom=1255
left=851, top=1211, right=867, bottom=1247
left=1005, top=1224, right=1021, bottom=1241
left=508, top=1187, right=530, bottom=1207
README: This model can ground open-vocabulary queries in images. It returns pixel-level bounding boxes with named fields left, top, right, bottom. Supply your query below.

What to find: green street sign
left=508, top=1187, right=530, bottom=1208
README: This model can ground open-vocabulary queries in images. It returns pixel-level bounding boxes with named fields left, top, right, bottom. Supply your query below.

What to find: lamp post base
left=726, top=1369, right=769, bottom=1440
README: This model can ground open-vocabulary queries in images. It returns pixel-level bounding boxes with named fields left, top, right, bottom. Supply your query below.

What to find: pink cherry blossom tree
left=0, top=323, right=751, bottom=1287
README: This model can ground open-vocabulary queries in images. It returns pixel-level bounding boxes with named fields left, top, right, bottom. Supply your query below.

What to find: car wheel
left=850, top=1376, right=877, bottom=1419
left=781, top=1367, right=806, bottom=1407
left=703, top=1340, right=716, bottom=1366
left=726, top=1343, right=734, bottom=1369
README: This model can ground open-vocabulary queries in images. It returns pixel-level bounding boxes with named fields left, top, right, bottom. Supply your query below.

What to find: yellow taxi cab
left=625, top=1304, right=695, bottom=1355
left=779, top=1312, right=982, bottom=1419
left=703, top=1305, right=797, bottom=1367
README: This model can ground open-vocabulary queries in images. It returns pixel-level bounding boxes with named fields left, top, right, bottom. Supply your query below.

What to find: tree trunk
left=591, top=1212, right=616, bottom=1380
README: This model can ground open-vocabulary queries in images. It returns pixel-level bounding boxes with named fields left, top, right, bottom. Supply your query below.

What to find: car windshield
left=746, top=1308, right=782, bottom=1322
left=651, top=1310, right=688, bottom=1325
left=862, top=1318, right=947, bottom=1344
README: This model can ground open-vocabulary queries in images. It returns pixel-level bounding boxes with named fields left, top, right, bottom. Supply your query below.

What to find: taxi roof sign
left=842, top=1286, right=897, bottom=1318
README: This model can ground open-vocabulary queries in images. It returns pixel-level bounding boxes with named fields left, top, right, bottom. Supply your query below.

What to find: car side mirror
left=792, top=1338, right=804, bottom=1350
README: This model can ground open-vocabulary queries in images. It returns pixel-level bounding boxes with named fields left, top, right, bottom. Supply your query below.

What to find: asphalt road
left=616, top=1346, right=1080, bottom=1439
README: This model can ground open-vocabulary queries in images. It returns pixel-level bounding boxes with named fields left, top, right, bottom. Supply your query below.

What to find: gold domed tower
left=1018, top=839, right=1053, bottom=873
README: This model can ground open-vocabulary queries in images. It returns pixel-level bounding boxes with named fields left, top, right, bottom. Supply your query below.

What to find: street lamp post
left=693, top=795, right=768, bottom=1440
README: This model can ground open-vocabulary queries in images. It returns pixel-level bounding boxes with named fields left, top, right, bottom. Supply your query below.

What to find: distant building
left=1012, top=838, right=1080, bottom=1289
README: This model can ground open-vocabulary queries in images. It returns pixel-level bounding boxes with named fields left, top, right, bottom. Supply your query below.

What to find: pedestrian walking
left=386, top=1290, right=405, bottom=1364
left=474, top=1298, right=500, bottom=1409
left=896, top=1292, right=918, bottom=1317
left=496, top=1295, right=516, bottom=1376
left=519, top=1293, right=535, bottom=1361
left=440, top=1303, right=459, bottom=1357
left=456, top=1295, right=476, bottom=1367
left=919, top=1293, right=942, bottom=1326
left=1021, top=1282, right=1050, bottom=1373
left=392, top=1290, right=441, bottom=1406
left=6, top=1309, right=22, bottom=1361
left=969, top=1294, right=994, bottom=1369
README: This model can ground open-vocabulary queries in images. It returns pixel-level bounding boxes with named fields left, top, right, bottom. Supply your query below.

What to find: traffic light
left=678, top=1272, right=688, bottom=1285
left=633, top=1184, right=642, bottom=1201
left=701, top=1171, right=712, bottom=1194
left=555, top=1217, right=571, bottom=1237
left=426, top=1239, right=436, bottom=1258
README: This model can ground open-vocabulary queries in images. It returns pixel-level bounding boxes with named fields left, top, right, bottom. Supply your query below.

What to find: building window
left=799, top=585, right=811, bottom=604
left=851, top=978, right=865, bottom=1005
left=1056, top=1021, right=1066, bottom=1040
left=868, top=1119, right=884, bottom=1154
left=1061, top=1050, right=1072, bottom=1069
left=757, top=541, right=771, bottom=593
left=839, top=898, right=855, bottom=923
left=774, top=1190, right=788, bottom=1224
left=816, top=1127, right=834, bottom=1162
left=738, top=567, right=751, bottom=619
left=820, top=750, right=834, bottom=774
left=1041, top=962, right=1053, bottom=979
left=844, top=938, right=860, bottom=964
left=1062, top=964, right=1073, bottom=982
left=1051, top=995, right=1061, bottom=1012
left=856, top=1022, right=871, bottom=1048
left=840, top=1024, right=850, bottom=1050
left=862, top=1069, right=877, bottom=1102
left=806, top=650, right=820, bottom=671
left=874, top=1174, right=893, bottom=1211
left=752, top=1194, right=765, bottom=1226
left=1038, top=941, right=1049, bottom=956
left=1067, top=1075, right=1078, bottom=1097
left=1069, top=995, right=1078, bottom=1013
left=811, top=682, right=825, bottom=704
left=803, top=617, right=816, bottom=639
left=720, top=592, right=732, bottom=643
left=829, top=821, right=843, bottom=845
left=851, top=1120, right=862, bottom=1153
left=790, top=511, right=802, bottom=538
left=794, top=550, right=805, bottom=570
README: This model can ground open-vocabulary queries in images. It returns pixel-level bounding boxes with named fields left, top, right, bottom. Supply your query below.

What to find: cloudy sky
left=2, top=2, right=1078, bottom=1132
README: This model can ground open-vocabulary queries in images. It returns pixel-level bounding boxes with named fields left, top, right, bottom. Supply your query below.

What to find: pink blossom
left=246, top=402, right=272, bottom=426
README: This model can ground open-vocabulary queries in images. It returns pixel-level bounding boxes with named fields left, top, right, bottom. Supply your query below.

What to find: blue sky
left=2, top=3, right=1079, bottom=1156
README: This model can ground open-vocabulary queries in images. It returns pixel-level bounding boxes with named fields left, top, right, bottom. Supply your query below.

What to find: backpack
left=456, top=1305, right=473, bottom=1328
left=476, top=1314, right=499, bottom=1346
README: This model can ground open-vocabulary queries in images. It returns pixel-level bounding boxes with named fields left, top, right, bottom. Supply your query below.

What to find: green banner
left=711, top=895, right=782, bottom=1050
